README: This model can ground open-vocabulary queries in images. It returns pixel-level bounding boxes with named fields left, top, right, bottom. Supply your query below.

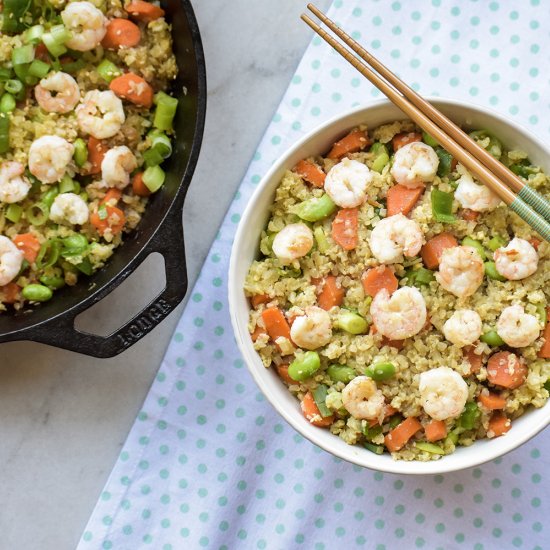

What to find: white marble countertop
left=0, top=1, right=330, bottom=547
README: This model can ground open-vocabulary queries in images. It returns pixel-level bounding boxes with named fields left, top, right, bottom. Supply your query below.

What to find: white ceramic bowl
left=229, top=98, right=550, bottom=474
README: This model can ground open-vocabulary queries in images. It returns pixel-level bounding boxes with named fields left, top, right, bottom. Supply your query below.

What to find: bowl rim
left=228, top=97, right=550, bottom=474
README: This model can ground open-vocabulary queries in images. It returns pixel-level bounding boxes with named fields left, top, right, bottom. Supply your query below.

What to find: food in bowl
left=0, top=0, right=178, bottom=311
left=244, top=119, right=550, bottom=461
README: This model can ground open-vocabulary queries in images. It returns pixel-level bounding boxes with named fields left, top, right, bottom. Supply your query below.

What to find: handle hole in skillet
left=74, top=253, right=166, bottom=337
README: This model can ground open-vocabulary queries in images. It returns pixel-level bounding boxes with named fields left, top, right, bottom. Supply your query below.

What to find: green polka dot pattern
left=78, top=1, right=549, bottom=549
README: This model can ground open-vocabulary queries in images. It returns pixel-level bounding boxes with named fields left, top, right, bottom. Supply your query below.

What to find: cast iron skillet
left=0, top=0, right=206, bottom=357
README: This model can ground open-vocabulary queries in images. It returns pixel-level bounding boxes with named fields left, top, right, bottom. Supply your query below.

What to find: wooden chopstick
left=300, top=10, right=550, bottom=242
left=306, top=3, right=550, bottom=224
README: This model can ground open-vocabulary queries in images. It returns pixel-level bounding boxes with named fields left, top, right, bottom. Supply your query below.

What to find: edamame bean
left=39, top=275, right=65, bottom=289
left=365, top=362, right=396, bottom=381
left=480, top=329, right=505, bottom=346
left=336, top=311, right=368, bottom=334
left=21, top=284, right=52, bottom=302
left=422, top=131, right=439, bottom=147
left=462, top=237, right=486, bottom=260
left=288, top=351, right=321, bottom=381
left=294, top=194, right=336, bottom=222
left=327, top=364, right=356, bottom=383
left=484, top=261, right=506, bottom=281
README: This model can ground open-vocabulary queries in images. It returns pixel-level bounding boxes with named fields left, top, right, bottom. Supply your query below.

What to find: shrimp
left=61, top=1, right=107, bottom=52
left=324, top=158, right=372, bottom=208
left=370, top=286, right=427, bottom=340
left=28, top=135, right=74, bottom=184
left=390, top=141, right=439, bottom=188
left=101, top=146, right=137, bottom=189
left=34, top=72, right=80, bottom=114
left=496, top=304, right=540, bottom=348
left=290, top=306, right=332, bottom=350
left=419, top=366, right=469, bottom=421
left=49, top=193, right=89, bottom=225
left=435, top=245, right=484, bottom=298
left=0, top=162, right=31, bottom=203
left=341, top=376, right=385, bottom=420
left=272, top=223, right=313, bottom=265
left=494, top=237, right=538, bottom=281
left=454, top=165, right=501, bottom=212
left=369, top=213, right=424, bottom=264
left=0, top=236, right=24, bottom=286
left=76, top=90, right=125, bottom=139
left=443, top=309, right=482, bottom=347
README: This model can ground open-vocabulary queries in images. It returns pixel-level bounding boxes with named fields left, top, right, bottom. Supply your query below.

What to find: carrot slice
left=332, top=208, right=358, bottom=250
left=361, top=266, right=398, bottom=297
left=538, top=307, right=550, bottom=358
left=261, top=307, right=291, bottom=343
left=101, top=18, right=141, bottom=49
left=464, top=346, right=483, bottom=373
left=421, top=232, right=458, bottom=269
left=382, top=337, right=406, bottom=350
left=487, top=412, right=511, bottom=438
left=86, top=137, right=107, bottom=175
left=529, top=238, right=541, bottom=251
left=301, top=391, right=334, bottom=428
left=275, top=364, right=295, bottom=385
left=317, top=275, right=345, bottom=310
left=367, top=404, right=398, bottom=427
left=109, top=72, right=154, bottom=108
left=478, top=392, right=507, bottom=410
left=101, top=188, right=122, bottom=205
left=131, top=172, right=151, bottom=197
left=384, top=417, right=422, bottom=452
left=294, top=159, right=326, bottom=187
left=461, top=209, right=480, bottom=222
left=0, top=282, right=21, bottom=304
left=425, top=420, right=447, bottom=442
left=125, top=0, right=165, bottom=22
left=90, top=205, right=126, bottom=236
left=250, top=294, right=270, bottom=308
left=327, top=129, right=371, bottom=159
left=386, top=183, right=425, bottom=217
left=392, top=131, right=422, bottom=151
left=487, top=351, right=527, bottom=389
left=13, top=233, right=41, bottom=263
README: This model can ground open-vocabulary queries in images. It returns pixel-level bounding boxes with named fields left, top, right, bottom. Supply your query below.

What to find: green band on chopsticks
left=517, top=185, right=550, bottom=222
left=509, top=196, right=550, bottom=242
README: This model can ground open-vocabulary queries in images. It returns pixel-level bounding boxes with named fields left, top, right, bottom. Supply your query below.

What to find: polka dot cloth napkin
left=79, top=1, right=549, bottom=549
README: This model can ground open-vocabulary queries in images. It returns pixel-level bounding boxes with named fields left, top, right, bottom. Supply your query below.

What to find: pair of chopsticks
left=301, top=4, right=550, bottom=242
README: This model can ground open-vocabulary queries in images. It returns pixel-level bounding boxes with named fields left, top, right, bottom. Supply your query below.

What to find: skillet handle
left=27, top=209, right=188, bottom=358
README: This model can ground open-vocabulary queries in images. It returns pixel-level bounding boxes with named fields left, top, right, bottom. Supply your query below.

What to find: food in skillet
left=0, top=0, right=178, bottom=310
left=244, top=121, right=550, bottom=460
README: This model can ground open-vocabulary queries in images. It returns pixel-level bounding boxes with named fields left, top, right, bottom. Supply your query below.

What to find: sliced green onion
left=41, top=186, right=59, bottom=208
left=484, top=261, right=506, bottom=282
left=42, top=25, right=71, bottom=58
left=149, top=130, right=172, bottom=158
left=143, top=147, right=164, bottom=167
left=0, top=68, right=13, bottom=82
left=13, top=63, right=30, bottom=83
left=59, top=174, right=76, bottom=194
left=487, top=235, right=507, bottom=251
left=25, top=202, right=49, bottom=226
left=2, top=0, right=30, bottom=33
left=76, top=258, right=93, bottom=276
left=293, top=194, right=336, bottom=222
left=535, top=304, right=547, bottom=326
left=370, top=142, right=390, bottom=173
left=462, top=236, right=486, bottom=260
left=336, top=311, right=368, bottom=335
left=435, top=147, right=454, bottom=177
left=36, top=240, right=60, bottom=268
left=153, top=91, right=178, bottom=131
left=12, top=44, right=35, bottom=66
left=28, top=59, right=50, bottom=79
left=388, top=414, right=404, bottom=430
left=5, top=203, right=22, bottom=223
left=0, top=93, right=16, bottom=113
left=61, top=58, right=85, bottom=75
left=407, top=266, right=434, bottom=287
left=480, top=329, right=505, bottom=347
left=415, top=441, right=445, bottom=455
left=363, top=423, right=383, bottom=440
left=364, top=442, right=385, bottom=455
left=142, top=165, right=165, bottom=193
left=312, top=385, right=332, bottom=418
left=24, top=24, right=45, bottom=44
left=96, top=58, right=122, bottom=83
left=422, top=131, right=439, bottom=147
left=73, top=138, right=88, bottom=167
left=458, top=402, right=480, bottom=430
left=4, top=79, right=23, bottom=95
left=431, top=188, right=456, bottom=223
left=0, top=114, right=10, bottom=154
